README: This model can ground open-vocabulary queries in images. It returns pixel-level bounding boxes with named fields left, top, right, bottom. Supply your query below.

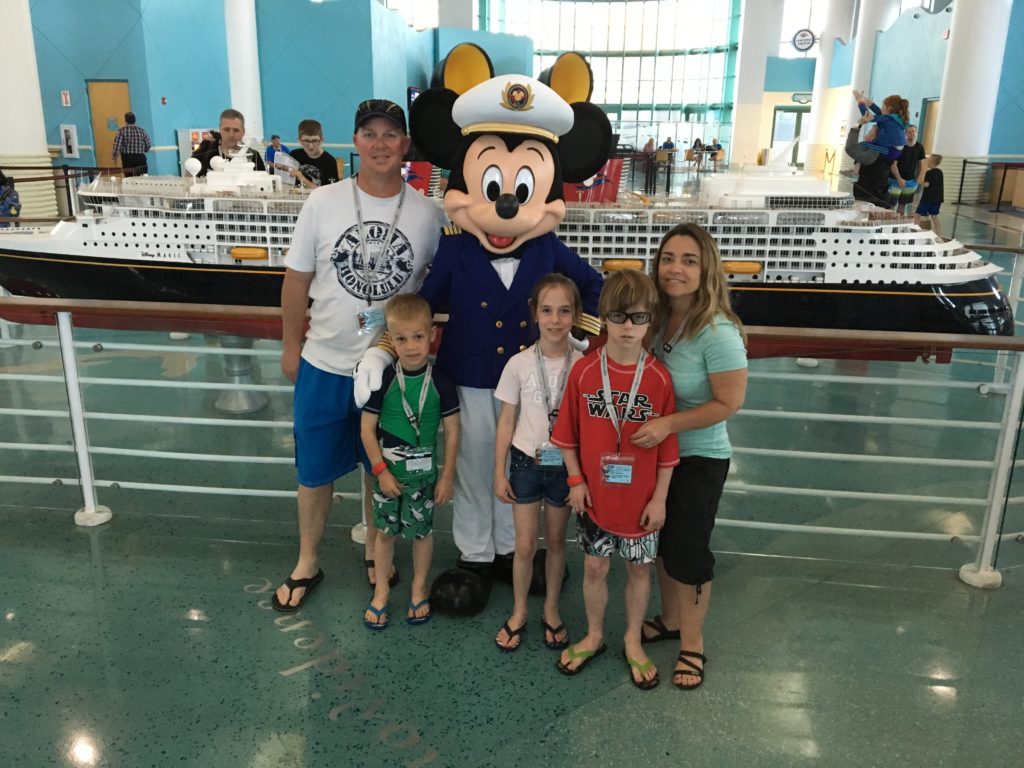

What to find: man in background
left=192, top=108, right=265, bottom=176
left=112, top=112, right=152, bottom=176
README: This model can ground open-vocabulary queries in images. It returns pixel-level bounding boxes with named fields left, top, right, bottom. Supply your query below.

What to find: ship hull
left=0, top=247, right=284, bottom=307
left=0, top=247, right=1013, bottom=343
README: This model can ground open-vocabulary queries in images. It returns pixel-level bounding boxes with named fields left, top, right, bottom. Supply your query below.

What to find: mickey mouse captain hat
left=452, top=75, right=574, bottom=143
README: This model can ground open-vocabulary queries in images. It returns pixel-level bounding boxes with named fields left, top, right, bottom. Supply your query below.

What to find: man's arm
left=280, top=267, right=314, bottom=382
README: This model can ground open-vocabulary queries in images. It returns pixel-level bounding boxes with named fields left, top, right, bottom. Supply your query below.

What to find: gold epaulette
left=575, top=313, right=602, bottom=336
left=442, top=225, right=462, bottom=236
left=376, top=332, right=396, bottom=357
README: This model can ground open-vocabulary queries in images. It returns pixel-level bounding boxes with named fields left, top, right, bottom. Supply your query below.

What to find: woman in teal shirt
left=629, top=223, right=747, bottom=690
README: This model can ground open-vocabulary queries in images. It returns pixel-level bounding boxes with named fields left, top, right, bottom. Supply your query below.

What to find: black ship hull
left=0, top=248, right=1013, bottom=339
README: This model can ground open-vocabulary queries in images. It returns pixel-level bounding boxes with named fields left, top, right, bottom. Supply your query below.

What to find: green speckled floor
left=2, top=206, right=1024, bottom=767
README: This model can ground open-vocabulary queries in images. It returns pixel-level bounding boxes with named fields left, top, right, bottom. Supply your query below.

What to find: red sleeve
left=550, top=363, right=581, bottom=448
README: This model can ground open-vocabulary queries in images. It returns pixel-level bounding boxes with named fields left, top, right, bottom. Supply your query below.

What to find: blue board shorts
left=292, top=358, right=370, bottom=487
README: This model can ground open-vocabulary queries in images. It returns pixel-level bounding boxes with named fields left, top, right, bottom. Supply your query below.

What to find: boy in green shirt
left=361, top=294, right=460, bottom=628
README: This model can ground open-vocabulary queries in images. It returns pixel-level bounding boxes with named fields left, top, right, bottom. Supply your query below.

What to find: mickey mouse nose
left=495, top=193, right=519, bottom=220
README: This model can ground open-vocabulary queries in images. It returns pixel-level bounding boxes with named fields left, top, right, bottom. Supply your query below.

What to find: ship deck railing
left=1, top=295, right=1024, bottom=589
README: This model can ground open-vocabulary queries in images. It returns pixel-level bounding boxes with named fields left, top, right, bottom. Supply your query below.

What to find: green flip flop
left=556, top=642, right=607, bottom=676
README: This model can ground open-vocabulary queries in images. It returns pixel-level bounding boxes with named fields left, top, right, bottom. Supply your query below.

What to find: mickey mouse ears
left=539, top=52, right=594, bottom=104
left=431, top=44, right=595, bottom=106
left=431, top=43, right=495, bottom=95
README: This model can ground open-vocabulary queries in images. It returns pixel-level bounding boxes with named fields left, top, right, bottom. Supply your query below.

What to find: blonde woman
left=630, top=223, right=748, bottom=690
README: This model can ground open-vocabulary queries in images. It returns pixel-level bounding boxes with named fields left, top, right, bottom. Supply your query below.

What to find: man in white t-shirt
left=273, top=99, right=445, bottom=612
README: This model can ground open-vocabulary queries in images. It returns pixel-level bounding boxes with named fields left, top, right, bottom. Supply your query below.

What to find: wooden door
left=920, top=98, right=940, bottom=153
left=87, top=81, right=131, bottom=168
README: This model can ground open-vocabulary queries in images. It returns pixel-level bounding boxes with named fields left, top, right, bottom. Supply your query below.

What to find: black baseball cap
left=354, top=99, right=407, bottom=134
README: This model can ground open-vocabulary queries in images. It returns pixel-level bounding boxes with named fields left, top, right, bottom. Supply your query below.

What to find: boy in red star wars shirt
left=551, top=269, right=678, bottom=689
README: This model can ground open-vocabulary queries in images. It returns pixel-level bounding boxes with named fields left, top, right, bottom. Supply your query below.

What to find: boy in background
left=915, top=154, right=944, bottom=239
left=290, top=119, right=340, bottom=188
left=551, top=270, right=679, bottom=690
left=361, top=294, right=460, bottom=629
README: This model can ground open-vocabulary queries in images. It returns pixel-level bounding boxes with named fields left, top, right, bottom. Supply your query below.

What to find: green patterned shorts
left=372, top=478, right=436, bottom=540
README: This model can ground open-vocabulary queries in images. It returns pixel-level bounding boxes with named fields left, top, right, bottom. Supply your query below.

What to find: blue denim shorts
left=508, top=446, right=569, bottom=507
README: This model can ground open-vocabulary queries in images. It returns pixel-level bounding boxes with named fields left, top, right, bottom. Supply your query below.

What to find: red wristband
left=371, top=461, right=388, bottom=477
left=567, top=475, right=585, bottom=487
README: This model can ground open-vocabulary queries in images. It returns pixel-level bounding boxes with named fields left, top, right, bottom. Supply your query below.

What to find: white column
left=224, top=0, right=264, bottom=140
left=731, top=0, right=784, bottom=168
left=0, top=0, right=58, bottom=217
left=805, top=0, right=854, bottom=176
left=847, top=0, right=900, bottom=125
left=933, top=0, right=1012, bottom=157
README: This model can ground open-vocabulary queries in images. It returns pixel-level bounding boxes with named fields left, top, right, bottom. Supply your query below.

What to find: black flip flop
left=640, top=614, right=680, bottom=644
left=541, top=619, right=569, bottom=650
left=271, top=568, right=324, bottom=613
left=495, top=620, right=526, bottom=652
left=364, top=558, right=400, bottom=589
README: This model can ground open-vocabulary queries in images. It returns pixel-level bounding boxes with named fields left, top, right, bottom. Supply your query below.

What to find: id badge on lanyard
left=600, top=452, right=634, bottom=484
left=599, top=347, right=646, bottom=486
left=356, top=307, right=386, bottom=335
left=395, top=362, right=433, bottom=473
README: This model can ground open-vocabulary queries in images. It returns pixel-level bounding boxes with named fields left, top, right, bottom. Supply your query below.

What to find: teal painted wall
left=256, top=0, right=374, bottom=148
left=829, top=39, right=853, bottom=89
left=763, top=57, right=815, bottom=93
left=868, top=10, right=949, bottom=129
left=31, top=0, right=153, bottom=169
left=990, top=0, right=1024, bottom=154
left=139, top=0, right=230, bottom=175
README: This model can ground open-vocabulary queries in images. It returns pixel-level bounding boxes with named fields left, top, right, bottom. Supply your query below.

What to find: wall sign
left=792, top=29, right=816, bottom=52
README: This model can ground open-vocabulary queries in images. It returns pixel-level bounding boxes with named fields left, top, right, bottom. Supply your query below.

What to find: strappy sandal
left=673, top=649, right=707, bottom=690
left=364, top=558, right=400, bottom=589
left=495, top=620, right=527, bottom=652
left=271, top=568, right=324, bottom=613
left=541, top=620, right=569, bottom=650
left=624, top=651, right=660, bottom=690
left=556, top=643, right=607, bottom=675
left=640, top=614, right=680, bottom=644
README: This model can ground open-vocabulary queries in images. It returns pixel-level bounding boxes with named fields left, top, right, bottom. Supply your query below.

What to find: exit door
left=87, top=81, right=131, bottom=168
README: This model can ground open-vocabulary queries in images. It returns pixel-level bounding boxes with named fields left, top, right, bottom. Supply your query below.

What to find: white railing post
left=959, top=350, right=1024, bottom=588
left=56, top=312, right=112, bottom=527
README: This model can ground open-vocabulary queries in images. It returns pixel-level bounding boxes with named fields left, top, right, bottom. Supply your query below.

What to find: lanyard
left=659, top=321, right=686, bottom=358
left=395, top=362, right=432, bottom=444
left=534, top=343, right=573, bottom=436
left=599, top=347, right=647, bottom=453
left=352, top=177, right=406, bottom=305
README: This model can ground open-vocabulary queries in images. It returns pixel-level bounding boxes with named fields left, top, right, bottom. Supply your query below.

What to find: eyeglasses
left=300, top=137, right=322, bottom=145
left=605, top=311, right=652, bottom=325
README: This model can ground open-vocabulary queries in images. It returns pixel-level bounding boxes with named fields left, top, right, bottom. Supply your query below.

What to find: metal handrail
left=1, top=300, right=1022, bottom=588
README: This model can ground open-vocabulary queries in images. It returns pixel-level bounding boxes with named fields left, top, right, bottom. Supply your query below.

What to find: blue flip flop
left=363, top=602, right=389, bottom=630
left=406, top=598, right=432, bottom=625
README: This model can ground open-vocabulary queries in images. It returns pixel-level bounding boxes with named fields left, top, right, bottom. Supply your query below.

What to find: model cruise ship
left=0, top=156, right=1012, bottom=337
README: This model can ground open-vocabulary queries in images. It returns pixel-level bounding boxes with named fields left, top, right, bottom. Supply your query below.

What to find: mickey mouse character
left=357, top=48, right=612, bottom=614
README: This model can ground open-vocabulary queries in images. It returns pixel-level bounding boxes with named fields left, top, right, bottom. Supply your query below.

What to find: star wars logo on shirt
left=331, top=222, right=415, bottom=301
left=584, top=389, right=656, bottom=422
